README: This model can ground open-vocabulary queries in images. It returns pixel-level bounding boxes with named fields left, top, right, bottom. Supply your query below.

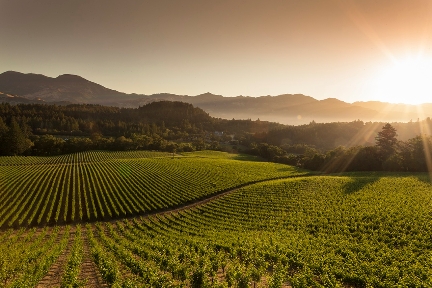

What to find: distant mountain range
left=0, top=71, right=430, bottom=124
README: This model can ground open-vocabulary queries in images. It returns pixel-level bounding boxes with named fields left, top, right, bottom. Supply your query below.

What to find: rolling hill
left=1, top=70, right=430, bottom=124
left=1, top=151, right=432, bottom=287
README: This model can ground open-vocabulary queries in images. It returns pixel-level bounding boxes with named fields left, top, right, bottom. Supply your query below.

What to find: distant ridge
left=0, top=71, right=430, bottom=124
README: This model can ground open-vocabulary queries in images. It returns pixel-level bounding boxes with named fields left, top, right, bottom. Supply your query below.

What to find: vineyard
left=0, top=150, right=306, bottom=228
left=1, top=152, right=432, bottom=287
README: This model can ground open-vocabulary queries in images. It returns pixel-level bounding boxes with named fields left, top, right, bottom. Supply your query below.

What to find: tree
left=375, top=123, right=398, bottom=160
left=165, top=142, right=178, bottom=157
left=399, top=135, right=432, bottom=171
left=131, top=134, right=153, bottom=150
left=114, top=136, right=134, bottom=151
left=64, top=137, right=94, bottom=153
left=0, top=118, right=9, bottom=155
left=33, top=135, right=65, bottom=155
left=349, top=146, right=381, bottom=171
left=192, top=138, right=206, bottom=151
left=5, top=117, right=33, bottom=155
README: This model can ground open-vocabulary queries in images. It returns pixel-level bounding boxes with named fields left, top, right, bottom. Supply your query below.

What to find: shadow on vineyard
left=231, top=154, right=267, bottom=162
left=276, top=167, right=298, bottom=173
left=340, top=172, right=432, bottom=194
left=341, top=176, right=380, bottom=194
left=412, top=173, right=432, bottom=186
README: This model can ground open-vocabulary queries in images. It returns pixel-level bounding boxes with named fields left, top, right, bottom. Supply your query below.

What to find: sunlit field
left=1, top=152, right=432, bottom=286
left=0, top=151, right=306, bottom=228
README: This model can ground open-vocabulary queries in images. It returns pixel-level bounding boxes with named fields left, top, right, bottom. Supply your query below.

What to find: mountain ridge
left=0, top=71, right=430, bottom=124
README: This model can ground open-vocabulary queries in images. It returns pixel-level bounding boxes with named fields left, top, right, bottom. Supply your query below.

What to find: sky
left=1, top=0, right=432, bottom=104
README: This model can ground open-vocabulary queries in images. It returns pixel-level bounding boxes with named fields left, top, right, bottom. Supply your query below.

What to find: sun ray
left=320, top=120, right=383, bottom=173
left=415, top=105, right=432, bottom=182
left=337, top=0, right=396, bottom=62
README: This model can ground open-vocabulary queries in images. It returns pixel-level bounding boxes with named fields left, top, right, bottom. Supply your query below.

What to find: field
left=0, top=151, right=305, bottom=228
left=1, top=151, right=432, bottom=287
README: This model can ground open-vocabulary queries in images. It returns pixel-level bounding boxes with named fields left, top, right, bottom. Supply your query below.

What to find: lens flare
left=372, top=57, right=432, bottom=104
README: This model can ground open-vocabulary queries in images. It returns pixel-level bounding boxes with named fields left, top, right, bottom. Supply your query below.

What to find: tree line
left=1, top=102, right=432, bottom=173
left=0, top=102, right=281, bottom=156
left=248, top=123, right=432, bottom=173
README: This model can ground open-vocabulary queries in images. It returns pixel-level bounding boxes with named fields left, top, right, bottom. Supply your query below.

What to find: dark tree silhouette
left=375, top=123, right=398, bottom=160
left=5, top=117, right=33, bottom=155
left=0, top=118, right=9, bottom=154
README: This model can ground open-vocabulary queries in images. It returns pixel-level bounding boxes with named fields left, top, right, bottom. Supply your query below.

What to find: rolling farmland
left=0, top=151, right=305, bottom=229
left=1, top=152, right=432, bottom=287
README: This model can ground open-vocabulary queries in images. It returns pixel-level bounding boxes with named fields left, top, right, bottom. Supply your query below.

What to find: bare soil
left=36, top=226, right=74, bottom=288
left=78, top=225, right=107, bottom=287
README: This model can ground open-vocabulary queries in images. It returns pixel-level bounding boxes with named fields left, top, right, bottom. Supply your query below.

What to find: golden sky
left=1, top=0, right=432, bottom=104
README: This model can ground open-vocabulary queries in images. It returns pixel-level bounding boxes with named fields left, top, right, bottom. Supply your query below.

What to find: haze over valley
left=1, top=70, right=431, bottom=125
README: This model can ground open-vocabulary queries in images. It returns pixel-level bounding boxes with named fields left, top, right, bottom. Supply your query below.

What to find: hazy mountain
left=0, top=71, right=131, bottom=104
left=353, top=101, right=432, bottom=122
left=1, top=71, right=431, bottom=125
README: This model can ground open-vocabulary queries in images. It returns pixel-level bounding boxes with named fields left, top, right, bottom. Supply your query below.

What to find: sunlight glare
left=372, top=57, right=432, bottom=104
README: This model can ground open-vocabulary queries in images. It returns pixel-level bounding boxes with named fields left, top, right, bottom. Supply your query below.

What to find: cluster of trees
left=0, top=119, right=214, bottom=156
left=301, top=123, right=432, bottom=172
left=30, top=134, right=201, bottom=155
left=0, top=117, right=33, bottom=155
left=2, top=101, right=432, bottom=173
left=0, top=101, right=213, bottom=137
left=262, top=118, right=432, bottom=150
left=0, top=102, right=277, bottom=156
left=249, top=123, right=432, bottom=173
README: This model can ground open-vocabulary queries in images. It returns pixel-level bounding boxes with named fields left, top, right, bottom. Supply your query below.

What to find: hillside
left=0, top=91, right=46, bottom=104
left=0, top=151, right=306, bottom=228
left=2, top=71, right=431, bottom=124
left=0, top=71, right=133, bottom=104
left=1, top=155, right=432, bottom=286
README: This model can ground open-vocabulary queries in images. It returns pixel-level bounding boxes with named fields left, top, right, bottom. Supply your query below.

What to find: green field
left=1, top=152, right=432, bottom=287
left=0, top=151, right=306, bottom=228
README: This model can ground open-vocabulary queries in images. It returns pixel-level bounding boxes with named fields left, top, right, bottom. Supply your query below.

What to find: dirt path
left=0, top=173, right=314, bottom=233
left=78, top=225, right=107, bottom=287
left=112, top=173, right=314, bottom=224
left=167, top=174, right=311, bottom=213
left=36, top=226, right=75, bottom=288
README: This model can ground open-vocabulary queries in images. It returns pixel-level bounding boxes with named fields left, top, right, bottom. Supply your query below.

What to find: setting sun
left=4, top=1, right=432, bottom=286
left=372, top=57, right=432, bottom=104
